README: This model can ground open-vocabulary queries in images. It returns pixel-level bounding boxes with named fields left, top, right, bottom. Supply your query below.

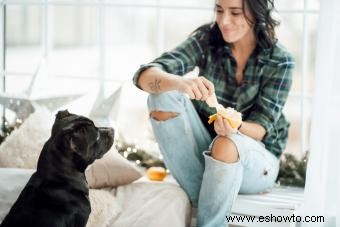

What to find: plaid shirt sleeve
left=133, top=31, right=205, bottom=87
left=247, top=53, right=294, bottom=137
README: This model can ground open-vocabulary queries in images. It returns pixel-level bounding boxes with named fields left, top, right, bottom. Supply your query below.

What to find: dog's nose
left=108, top=128, right=114, bottom=137
left=100, top=127, right=114, bottom=137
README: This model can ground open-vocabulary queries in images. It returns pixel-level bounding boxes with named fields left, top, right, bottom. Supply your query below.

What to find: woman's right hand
left=214, top=114, right=238, bottom=137
left=176, top=76, right=215, bottom=101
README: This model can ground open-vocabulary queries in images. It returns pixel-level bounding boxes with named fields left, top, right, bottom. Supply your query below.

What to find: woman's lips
left=222, top=28, right=234, bottom=34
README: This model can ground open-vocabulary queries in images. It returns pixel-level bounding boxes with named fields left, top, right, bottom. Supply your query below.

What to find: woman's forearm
left=239, top=121, right=266, bottom=141
left=137, top=67, right=180, bottom=94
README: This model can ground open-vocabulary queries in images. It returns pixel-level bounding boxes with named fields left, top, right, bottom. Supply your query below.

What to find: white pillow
left=0, top=107, right=142, bottom=188
left=0, top=107, right=54, bottom=169
left=85, top=148, right=142, bottom=189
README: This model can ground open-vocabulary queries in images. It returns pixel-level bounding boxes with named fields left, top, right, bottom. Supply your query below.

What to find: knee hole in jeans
left=149, top=110, right=179, bottom=121
left=211, top=136, right=239, bottom=163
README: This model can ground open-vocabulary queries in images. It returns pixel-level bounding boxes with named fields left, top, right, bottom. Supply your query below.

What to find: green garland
left=277, top=152, right=308, bottom=187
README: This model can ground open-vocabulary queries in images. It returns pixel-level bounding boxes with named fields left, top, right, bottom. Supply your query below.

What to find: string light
left=0, top=116, right=24, bottom=144
left=114, top=136, right=166, bottom=169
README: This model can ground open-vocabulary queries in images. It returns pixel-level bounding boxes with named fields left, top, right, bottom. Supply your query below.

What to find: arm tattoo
left=148, top=79, right=161, bottom=93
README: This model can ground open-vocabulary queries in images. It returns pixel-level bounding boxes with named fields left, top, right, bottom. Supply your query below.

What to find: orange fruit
left=147, top=167, right=167, bottom=181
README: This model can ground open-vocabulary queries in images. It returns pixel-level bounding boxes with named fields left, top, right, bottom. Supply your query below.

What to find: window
left=0, top=0, right=319, bottom=156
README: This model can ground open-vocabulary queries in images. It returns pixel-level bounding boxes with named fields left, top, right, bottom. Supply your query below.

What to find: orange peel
left=208, top=107, right=242, bottom=129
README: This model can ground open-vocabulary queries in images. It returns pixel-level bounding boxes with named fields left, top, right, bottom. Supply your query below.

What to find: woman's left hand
left=213, top=114, right=238, bottom=137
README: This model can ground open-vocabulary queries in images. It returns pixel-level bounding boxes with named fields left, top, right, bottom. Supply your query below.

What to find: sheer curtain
left=302, top=0, right=340, bottom=226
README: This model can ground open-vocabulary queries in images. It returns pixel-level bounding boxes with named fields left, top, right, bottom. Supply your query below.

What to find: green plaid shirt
left=133, top=30, right=294, bottom=158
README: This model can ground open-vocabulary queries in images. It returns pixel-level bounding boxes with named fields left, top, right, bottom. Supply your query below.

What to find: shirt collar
left=255, top=46, right=272, bottom=62
left=222, top=43, right=232, bottom=57
left=220, top=43, right=272, bottom=62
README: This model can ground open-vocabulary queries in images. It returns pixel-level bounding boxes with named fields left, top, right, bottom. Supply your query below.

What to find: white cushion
left=0, top=107, right=54, bottom=169
left=86, top=148, right=142, bottom=189
left=0, top=107, right=142, bottom=189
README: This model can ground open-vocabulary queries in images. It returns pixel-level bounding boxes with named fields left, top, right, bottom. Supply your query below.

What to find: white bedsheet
left=0, top=169, right=192, bottom=227
left=0, top=168, right=34, bottom=221
left=111, top=176, right=192, bottom=227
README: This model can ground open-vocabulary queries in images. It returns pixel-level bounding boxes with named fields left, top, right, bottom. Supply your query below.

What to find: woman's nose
left=220, top=12, right=232, bottom=26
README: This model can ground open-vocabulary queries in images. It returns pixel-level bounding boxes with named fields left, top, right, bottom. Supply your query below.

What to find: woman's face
left=215, top=0, right=254, bottom=44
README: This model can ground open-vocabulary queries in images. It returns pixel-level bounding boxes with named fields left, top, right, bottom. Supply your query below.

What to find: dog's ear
left=57, top=131, right=91, bottom=172
left=58, top=130, right=87, bottom=154
left=55, top=110, right=70, bottom=120
left=69, top=136, right=78, bottom=153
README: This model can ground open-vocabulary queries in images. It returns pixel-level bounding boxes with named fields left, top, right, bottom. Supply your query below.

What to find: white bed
left=112, top=176, right=191, bottom=227
left=0, top=168, right=192, bottom=227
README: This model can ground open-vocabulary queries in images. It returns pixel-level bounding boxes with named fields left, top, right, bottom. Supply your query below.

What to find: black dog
left=0, top=110, right=114, bottom=227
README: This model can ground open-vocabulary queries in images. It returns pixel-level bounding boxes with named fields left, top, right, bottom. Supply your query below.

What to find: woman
left=133, top=0, right=294, bottom=226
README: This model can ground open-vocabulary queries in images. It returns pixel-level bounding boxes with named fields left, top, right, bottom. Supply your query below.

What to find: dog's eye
left=96, top=133, right=100, bottom=141
left=75, top=126, right=86, bottom=134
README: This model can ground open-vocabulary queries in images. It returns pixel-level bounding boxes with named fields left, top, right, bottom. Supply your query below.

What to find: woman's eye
left=231, top=11, right=242, bottom=16
left=215, top=8, right=223, bottom=14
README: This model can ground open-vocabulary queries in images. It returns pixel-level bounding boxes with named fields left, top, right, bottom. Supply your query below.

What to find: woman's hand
left=176, top=76, right=215, bottom=101
left=214, top=114, right=238, bottom=137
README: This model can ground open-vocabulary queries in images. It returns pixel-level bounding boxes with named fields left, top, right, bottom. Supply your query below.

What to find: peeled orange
left=146, top=167, right=167, bottom=181
left=208, top=107, right=242, bottom=129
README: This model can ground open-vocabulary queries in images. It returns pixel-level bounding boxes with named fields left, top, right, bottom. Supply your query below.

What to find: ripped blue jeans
left=147, top=91, right=280, bottom=227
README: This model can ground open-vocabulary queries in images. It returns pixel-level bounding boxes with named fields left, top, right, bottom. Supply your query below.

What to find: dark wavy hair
left=195, top=0, right=279, bottom=50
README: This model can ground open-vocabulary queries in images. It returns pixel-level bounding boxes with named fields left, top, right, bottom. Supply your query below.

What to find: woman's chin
left=222, top=34, right=238, bottom=44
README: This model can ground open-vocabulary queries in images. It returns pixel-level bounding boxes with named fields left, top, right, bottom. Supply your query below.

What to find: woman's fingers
left=191, top=85, right=203, bottom=100
left=194, top=77, right=214, bottom=100
left=214, top=114, right=237, bottom=136
left=214, top=114, right=226, bottom=136
left=196, top=79, right=209, bottom=100
left=179, top=76, right=214, bottom=101
left=179, top=78, right=196, bottom=99
left=223, top=118, right=237, bottom=134
left=186, top=90, right=196, bottom=99
left=200, top=77, right=215, bottom=96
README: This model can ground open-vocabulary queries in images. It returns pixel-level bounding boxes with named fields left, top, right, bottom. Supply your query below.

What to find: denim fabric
left=147, top=91, right=280, bottom=227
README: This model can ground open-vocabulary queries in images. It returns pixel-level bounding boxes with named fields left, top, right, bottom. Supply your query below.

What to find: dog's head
left=51, top=110, right=114, bottom=171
